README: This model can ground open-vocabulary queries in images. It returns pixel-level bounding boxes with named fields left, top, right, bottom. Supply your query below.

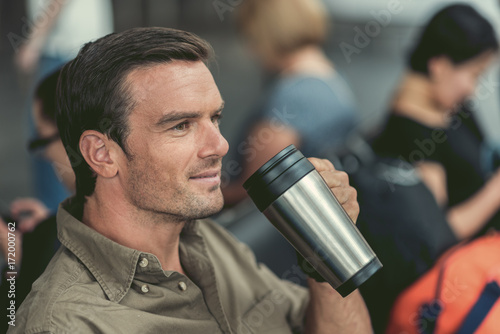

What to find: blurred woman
left=223, top=0, right=358, bottom=205
left=372, top=4, right=499, bottom=240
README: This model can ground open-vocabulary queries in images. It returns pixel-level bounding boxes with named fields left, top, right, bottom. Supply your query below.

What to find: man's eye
left=173, top=122, right=188, bottom=131
left=212, top=114, right=223, bottom=125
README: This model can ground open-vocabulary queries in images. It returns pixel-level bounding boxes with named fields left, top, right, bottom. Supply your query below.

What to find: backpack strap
left=417, top=260, right=448, bottom=334
left=457, top=281, right=500, bottom=334
left=417, top=245, right=461, bottom=334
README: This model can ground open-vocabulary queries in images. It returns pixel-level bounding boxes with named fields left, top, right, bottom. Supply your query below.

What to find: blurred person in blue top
left=15, top=0, right=113, bottom=212
left=223, top=0, right=358, bottom=205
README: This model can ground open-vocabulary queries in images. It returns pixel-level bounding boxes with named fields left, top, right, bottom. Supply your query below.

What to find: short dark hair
left=409, top=4, right=498, bottom=75
left=56, top=27, right=214, bottom=201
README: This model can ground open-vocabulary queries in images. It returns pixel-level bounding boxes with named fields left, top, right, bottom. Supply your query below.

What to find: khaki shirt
left=10, top=199, right=309, bottom=334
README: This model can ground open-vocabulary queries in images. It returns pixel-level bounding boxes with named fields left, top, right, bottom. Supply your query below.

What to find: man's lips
left=190, top=169, right=220, bottom=179
left=189, top=169, right=221, bottom=185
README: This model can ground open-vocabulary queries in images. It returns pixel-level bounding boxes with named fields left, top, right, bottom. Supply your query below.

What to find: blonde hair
left=236, top=0, right=328, bottom=64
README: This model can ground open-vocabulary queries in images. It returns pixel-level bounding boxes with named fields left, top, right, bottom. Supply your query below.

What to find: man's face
left=119, top=61, right=229, bottom=222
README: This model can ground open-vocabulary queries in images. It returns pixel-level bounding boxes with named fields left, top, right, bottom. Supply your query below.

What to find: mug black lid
left=243, top=145, right=314, bottom=211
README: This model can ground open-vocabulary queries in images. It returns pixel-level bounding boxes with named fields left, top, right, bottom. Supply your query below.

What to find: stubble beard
left=126, top=157, right=224, bottom=223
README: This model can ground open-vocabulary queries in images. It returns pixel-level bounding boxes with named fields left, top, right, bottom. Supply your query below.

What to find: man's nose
left=198, top=121, right=229, bottom=159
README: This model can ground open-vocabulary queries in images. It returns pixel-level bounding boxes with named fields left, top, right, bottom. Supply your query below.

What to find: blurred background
left=2, top=2, right=499, bottom=332
left=0, top=0, right=499, bottom=210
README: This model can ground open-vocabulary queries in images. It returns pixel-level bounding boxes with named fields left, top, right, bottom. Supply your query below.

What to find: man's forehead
left=125, top=60, right=214, bottom=99
left=124, top=61, right=222, bottom=122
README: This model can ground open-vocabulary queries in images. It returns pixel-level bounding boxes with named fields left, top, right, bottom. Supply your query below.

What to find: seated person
left=223, top=0, right=358, bottom=206
left=366, top=4, right=499, bottom=332
left=1, top=68, right=74, bottom=333
left=372, top=4, right=499, bottom=240
left=10, top=27, right=371, bottom=333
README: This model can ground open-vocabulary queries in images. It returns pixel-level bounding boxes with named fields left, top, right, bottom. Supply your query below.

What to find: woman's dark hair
left=35, top=68, right=62, bottom=124
left=56, top=27, right=214, bottom=201
left=409, top=4, right=498, bottom=75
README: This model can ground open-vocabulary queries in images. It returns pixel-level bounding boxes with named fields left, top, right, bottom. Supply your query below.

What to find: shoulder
left=263, top=74, right=357, bottom=134
left=384, top=113, right=433, bottom=135
left=373, top=114, right=444, bottom=161
left=12, top=247, right=106, bottom=334
left=270, top=74, right=354, bottom=105
left=375, top=114, right=422, bottom=145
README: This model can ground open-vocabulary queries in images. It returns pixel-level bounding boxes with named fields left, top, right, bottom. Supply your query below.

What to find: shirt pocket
left=235, top=290, right=298, bottom=334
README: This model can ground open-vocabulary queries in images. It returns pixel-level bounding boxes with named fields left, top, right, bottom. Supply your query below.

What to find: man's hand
left=304, top=158, right=372, bottom=334
left=308, top=158, right=359, bottom=223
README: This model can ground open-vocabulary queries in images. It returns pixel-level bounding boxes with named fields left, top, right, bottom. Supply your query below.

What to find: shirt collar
left=56, top=197, right=204, bottom=303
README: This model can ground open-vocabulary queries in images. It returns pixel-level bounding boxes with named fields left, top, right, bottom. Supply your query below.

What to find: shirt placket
left=132, top=252, right=226, bottom=333
left=180, top=230, right=233, bottom=334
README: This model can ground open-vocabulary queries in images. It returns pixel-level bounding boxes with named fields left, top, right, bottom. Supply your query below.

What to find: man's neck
left=81, top=185, right=187, bottom=274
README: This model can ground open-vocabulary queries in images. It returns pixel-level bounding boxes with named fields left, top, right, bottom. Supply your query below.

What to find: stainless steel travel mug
left=243, top=145, right=382, bottom=297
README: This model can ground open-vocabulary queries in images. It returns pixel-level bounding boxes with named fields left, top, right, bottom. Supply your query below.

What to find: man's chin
left=192, top=194, right=224, bottom=219
left=208, top=197, right=225, bottom=216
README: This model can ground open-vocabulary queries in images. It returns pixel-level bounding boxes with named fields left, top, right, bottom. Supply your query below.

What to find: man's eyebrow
left=155, top=112, right=201, bottom=127
left=155, top=102, right=225, bottom=127
left=215, top=101, right=225, bottom=114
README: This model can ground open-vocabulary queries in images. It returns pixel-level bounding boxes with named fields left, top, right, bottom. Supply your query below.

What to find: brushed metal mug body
left=243, top=145, right=382, bottom=297
left=263, top=170, right=377, bottom=289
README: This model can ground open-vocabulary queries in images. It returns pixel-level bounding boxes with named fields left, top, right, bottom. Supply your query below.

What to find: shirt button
left=178, top=281, right=187, bottom=292
left=141, top=284, right=149, bottom=293
left=139, top=258, right=149, bottom=268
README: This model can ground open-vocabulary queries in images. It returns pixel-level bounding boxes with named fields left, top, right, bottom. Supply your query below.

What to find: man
left=11, top=27, right=371, bottom=333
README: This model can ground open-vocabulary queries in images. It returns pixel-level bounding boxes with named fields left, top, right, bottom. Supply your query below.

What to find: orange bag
left=387, top=233, right=500, bottom=334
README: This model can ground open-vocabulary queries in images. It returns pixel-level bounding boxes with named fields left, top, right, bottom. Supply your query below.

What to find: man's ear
left=79, top=130, right=118, bottom=178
